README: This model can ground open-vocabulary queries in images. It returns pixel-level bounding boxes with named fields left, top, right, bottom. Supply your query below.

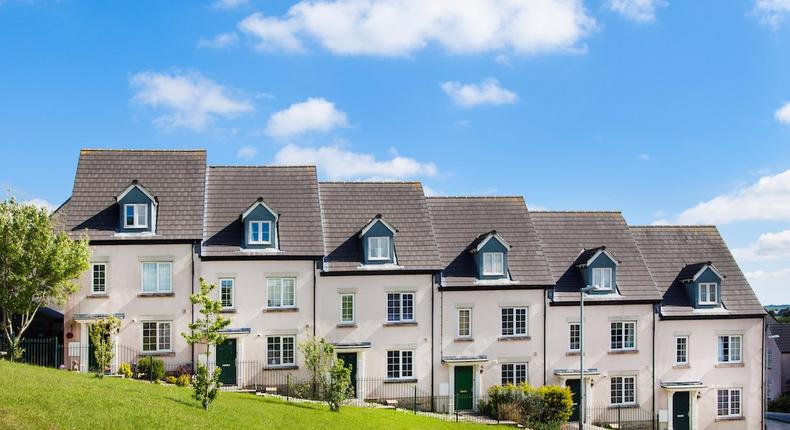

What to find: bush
left=137, top=357, right=165, bottom=381
left=768, top=394, right=790, bottom=412
left=164, top=376, right=178, bottom=385
left=192, top=363, right=222, bottom=410
left=176, top=374, right=191, bottom=387
left=481, top=383, right=572, bottom=429
left=118, top=363, right=133, bottom=379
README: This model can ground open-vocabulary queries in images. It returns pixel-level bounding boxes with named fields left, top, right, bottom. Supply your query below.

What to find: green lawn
left=0, top=361, right=490, bottom=430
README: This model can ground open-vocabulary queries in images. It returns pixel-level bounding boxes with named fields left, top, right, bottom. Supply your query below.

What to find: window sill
left=383, top=321, right=417, bottom=327
left=715, top=362, right=744, bottom=368
left=498, top=335, right=531, bottom=342
left=672, top=364, right=690, bottom=369
left=87, top=294, right=110, bottom=299
left=566, top=351, right=581, bottom=356
left=140, top=351, right=176, bottom=357
left=220, top=309, right=237, bottom=314
left=262, top=307, right=299, bottom=313
left=336, top=323, right=357, bottom=328
left=265, top=365, right=298, bottom=371
left=454, top=337, right=474, bottom=343
left=608, top=349, right=639, bottom=355
left=384, top=378, right=418, bottom=384
left=138, top=292, right=174, bottom=297
left=715, top=416, right=745, bottom=422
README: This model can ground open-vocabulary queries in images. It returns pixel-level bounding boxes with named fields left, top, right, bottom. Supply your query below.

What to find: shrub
left=481, top=383, right=572, bottom=429
left=118, top=363, right=133, bottom=379
left=768, top=394, right=790, bottom=412
left=176, top=374, right=191, bottom=387
left=137, top=357, right=165, bottom=381
left=192, top=363, right=222, bottom=410
left=164, top=376, right=178, bottom=385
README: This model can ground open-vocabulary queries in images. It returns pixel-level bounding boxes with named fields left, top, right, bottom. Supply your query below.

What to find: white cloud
left=198, top=32, right=239, bottom=49
left=237, top=0, right=597, bottom=57
left=733, top=230, right=790, bottom=261
left=273, top=144, right=438, bottom=180
left=638, top=153, right=650, bottom=161
left=608, top=0, right=667, bottom=23
left=265, top=97, right=348, bottom=138
left=24, top=198, right=56, bottom=213
left=675, top=169, right=790, bottom=224
left=776, top=102, right=790, bottom=124
left=744, top=267, right=790, bottom=304
left=213, top=0, right=248, bottom=9
left=440, top=78, right=518, bottom=107
left=237, top=145, right=258, bottom=160
left=130, top=70, right=253, bottom=131
left=754, top=0, right=790, bottom=28
left=494, top=54, right=511, bottom=66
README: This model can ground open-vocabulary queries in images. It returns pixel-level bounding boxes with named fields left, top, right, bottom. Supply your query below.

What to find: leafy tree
left=299, top=334, right=353, bottom=411
left=88, top=316, right=120, bottom=377
left=182, top=278, right=230, bottom=410
left=0, top=198, right=89, bottom=360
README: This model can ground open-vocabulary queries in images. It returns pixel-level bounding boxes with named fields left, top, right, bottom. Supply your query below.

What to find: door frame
left=671, top=391, right=691, bottom=430
left=664, top=386, right=703, bottom=430
left=206, top=334, right=245, bottom=387
left=454, top=365, right=475, bottom=411
left=446, top=361, right=485, bottom=414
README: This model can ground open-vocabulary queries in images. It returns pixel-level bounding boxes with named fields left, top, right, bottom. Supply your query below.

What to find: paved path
left=768, top=419, right=790, bottom=430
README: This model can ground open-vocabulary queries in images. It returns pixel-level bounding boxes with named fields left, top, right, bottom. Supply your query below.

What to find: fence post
left=618, top=406, right=621, bottom=429
left=413, top=385, right=417, bottom=414
left=286, top=373, right=290, bottom=402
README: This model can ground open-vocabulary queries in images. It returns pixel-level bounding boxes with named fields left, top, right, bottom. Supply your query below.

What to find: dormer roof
left=468, top=230, right=511, bottom=254
left=676, top=261, right=724, bottom=283
left=241, top=197, right=279, bottom=221
left=116, top=180, right=157, bottom=205
left=358, top=214, right=397, bottom=238
left=573, top=246, right=619, bottom=268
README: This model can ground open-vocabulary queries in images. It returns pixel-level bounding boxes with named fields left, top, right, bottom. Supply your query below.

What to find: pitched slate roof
left=202, top=166, right=324, bottom=257
left=768, top=323, right=790, bottom=353
left=426, top=197, right=553, bottom=287
left=530, top=212, right=661, bottom=302
left=630, top=226, right=765, bottom=317
left=58, top=149, right=206, bottom=241
left=319, top=182, right=441, bottom=272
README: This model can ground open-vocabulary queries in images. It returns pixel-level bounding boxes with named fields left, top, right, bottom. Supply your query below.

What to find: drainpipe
left=762, top=317, right=767, bottom=430
left=543, top=289, right=548, bottom=386
left=312, top=259, right=317, bottom=337
left=430, top=273, right=435, bottom=409
left=191, top=242, right=197, bottom=372
left=652, top=303, right=657, bottom=430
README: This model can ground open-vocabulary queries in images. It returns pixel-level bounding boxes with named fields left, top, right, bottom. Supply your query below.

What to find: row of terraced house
left=52, top=149, right=766, bottom=429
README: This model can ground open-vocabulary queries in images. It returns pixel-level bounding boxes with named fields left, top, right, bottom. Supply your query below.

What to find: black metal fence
left=0, top=337, right=64, bottom=368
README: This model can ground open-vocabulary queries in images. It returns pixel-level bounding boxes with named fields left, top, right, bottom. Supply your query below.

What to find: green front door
left=566, top=379, right=581, bottom=422
left=337, top=352, right=357, bottom=397
left=454, top=366, right=474, bottom=410
left=673, top=391, right=690, bottom=430
left=216, top=339, right=237, bottom=385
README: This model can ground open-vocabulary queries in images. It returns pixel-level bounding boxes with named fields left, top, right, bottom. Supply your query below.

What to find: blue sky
left=2, top=0, right=790, bottom=304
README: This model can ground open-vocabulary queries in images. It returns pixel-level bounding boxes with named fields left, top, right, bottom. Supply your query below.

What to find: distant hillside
left=766, top=305, right=790, bottom=312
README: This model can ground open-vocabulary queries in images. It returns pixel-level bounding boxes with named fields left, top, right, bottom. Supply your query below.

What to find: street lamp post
left=579, top=285, right=600, bottom=430
left=764, top=331, right=780, bottom=430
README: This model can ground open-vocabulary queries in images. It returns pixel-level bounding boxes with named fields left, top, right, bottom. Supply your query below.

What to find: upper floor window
left=675, top=336, right=688, bottom=365
left=124, top=203, right=148, bottom=228
left=267, top=335, right=295, bottom=367
left=569, top=323, right=580, bottom=352
left=249, top=221, right=272, bottom=245
left=501, top=307, right=528, bottom=337
left=142, top=321, right=171, bottom=353
left=610, top=321, right=636, bottom=351
left=340, top=293, right=355, bottom=324
left=718, top=335, right=742, bottom=363
left=387, top=292, right=414, bottom=322
left=387, top=350, right=413, bottom=380
left=457, top=308, right=472, bottom=338
left=219, top=278, right=234, bottom=310
left=368, top=236, right=391, bottom=261
left=717, top=388, right=742, bottom=417
left=698, top=282, right=718, bottom=305
left=91, top=263, right=107, bottom=295
left=267, top=277, right=295, bottom=308
left=483, top=252, right=504, bottom=276
left=141, top=262, right=171, bottom=293
left=611, top=376, right=636, bottom=406
left=592, top=267, right=613, bottom=290
left=501, top=363, right=528, bottom=385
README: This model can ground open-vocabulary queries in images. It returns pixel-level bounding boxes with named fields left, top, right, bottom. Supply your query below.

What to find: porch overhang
left=333, top=341, right=372, bottom=350
left=73, top=313, right=125, bottom=322
left=553, top=368, right=601, bottom=378
left=219, top=328, right=251, bottom=336
left=442, top=355, right=488, bottom=364
left=660, top=381, right=706, bottom=391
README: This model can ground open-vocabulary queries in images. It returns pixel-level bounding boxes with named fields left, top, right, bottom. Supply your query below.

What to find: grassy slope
left=0, top=361, right=488, bottom=430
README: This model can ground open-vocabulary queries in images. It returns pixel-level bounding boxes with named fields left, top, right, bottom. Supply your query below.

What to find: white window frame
left=340, top=293, right=355, bottom=324
left=123, top=203, right=148, bottom=228
left=266, top=335, right=296, bottom=367
left=482, top=252, right=504, bottom=276
left=142, top=321, right=171, bottom=353
left=569, top=322, right=580, bottom=352
left=141, top=262, right=172, bottom=294
left=501, top=362, right=528, bottom=385
left=718, top=335, right=742, bottom=363
left=610, top=376, right=637, bottom=406
left=387, top=292, right=415, bottom=322
left=386, top=350, right=414, bottom=380
left=266, top=277, right=296, bottom=309
left=610, top=321, right=637, bottom=351
left=717, top=388, right=742, bottom=418
left=91, top=263, right=107, bottom=295
left=219, top=278, right=235, bottom=310
left=592, top=267, right=613, bottom=290
left=248, top=220, right=272, bottom=245
left=698, top=282, right=718, bottom=305
left=368, top=236, right=391, bottom=261
left=675, top=336, right=689, bottom=365
left=457, top=308, right=472, bottom=338
left=501, top=307, right=528, bottom=337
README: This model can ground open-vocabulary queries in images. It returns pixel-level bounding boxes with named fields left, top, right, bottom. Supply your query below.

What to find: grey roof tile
left=768, top=323, right=790, bottom=353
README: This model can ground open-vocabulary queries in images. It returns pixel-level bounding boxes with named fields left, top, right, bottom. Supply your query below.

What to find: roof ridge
left=630, top=225, right=718, bottom=229
left=530, top=210, right=622, bottom=214
left=209, top=165, right=316, bottom=169
left=426, top=196, right=524, bottom=200
left=319, top=181, right=423, bottom=185
left=80, top=148, right=206, bottom=153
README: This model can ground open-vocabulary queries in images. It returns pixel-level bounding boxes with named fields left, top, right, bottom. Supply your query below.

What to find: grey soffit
left=59, top=149, right=207, bottom=241
left=769, top=324, right=790, bottom=353
left=202, top=166, right=324, bottom=257
left=319, top=182, right=442, bottom=272
left=530, top=212, right=662, bottom=301
left=441, top=355, right=488, bottom=363
left=219, top=328, right=252, bottom=334
left=630, top=226, right=765, bottom=317
left=426, top=197, right=553, bottom=287
left=332, top=342, right=372, bottom=349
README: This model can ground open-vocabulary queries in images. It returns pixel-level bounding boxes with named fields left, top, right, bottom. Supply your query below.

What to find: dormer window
left=249, top=220, right=272, bottom=245
left=368, top=236, right=391, bottom=260
left=592, top=267, right=613, bottom=290
left=483, top=252, right=504, bottom=276
left=124, top=203, right=148, bottom=228
left=698, top=282, right=718, bottom=305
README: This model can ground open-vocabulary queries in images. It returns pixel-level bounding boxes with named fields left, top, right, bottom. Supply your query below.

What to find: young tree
left=88, top=316, right=121, bottom=377
left=299, top=334, right=353, bottom=411
left=0, top=198, right=90, bottom=360
left=182, top=278, right=230, bottom=410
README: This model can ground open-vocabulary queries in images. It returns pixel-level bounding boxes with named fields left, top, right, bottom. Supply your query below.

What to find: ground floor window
left=717, top=388, right=741, bottom=417
left=387, top=350, right=413, bottom=379
left=610, top=376, right=636, bottom=406
left=501, top=363, right=528, bottom=385
left=142, top=321, right=171, bottom=353
left=267, top=336, right=295, bottom=366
